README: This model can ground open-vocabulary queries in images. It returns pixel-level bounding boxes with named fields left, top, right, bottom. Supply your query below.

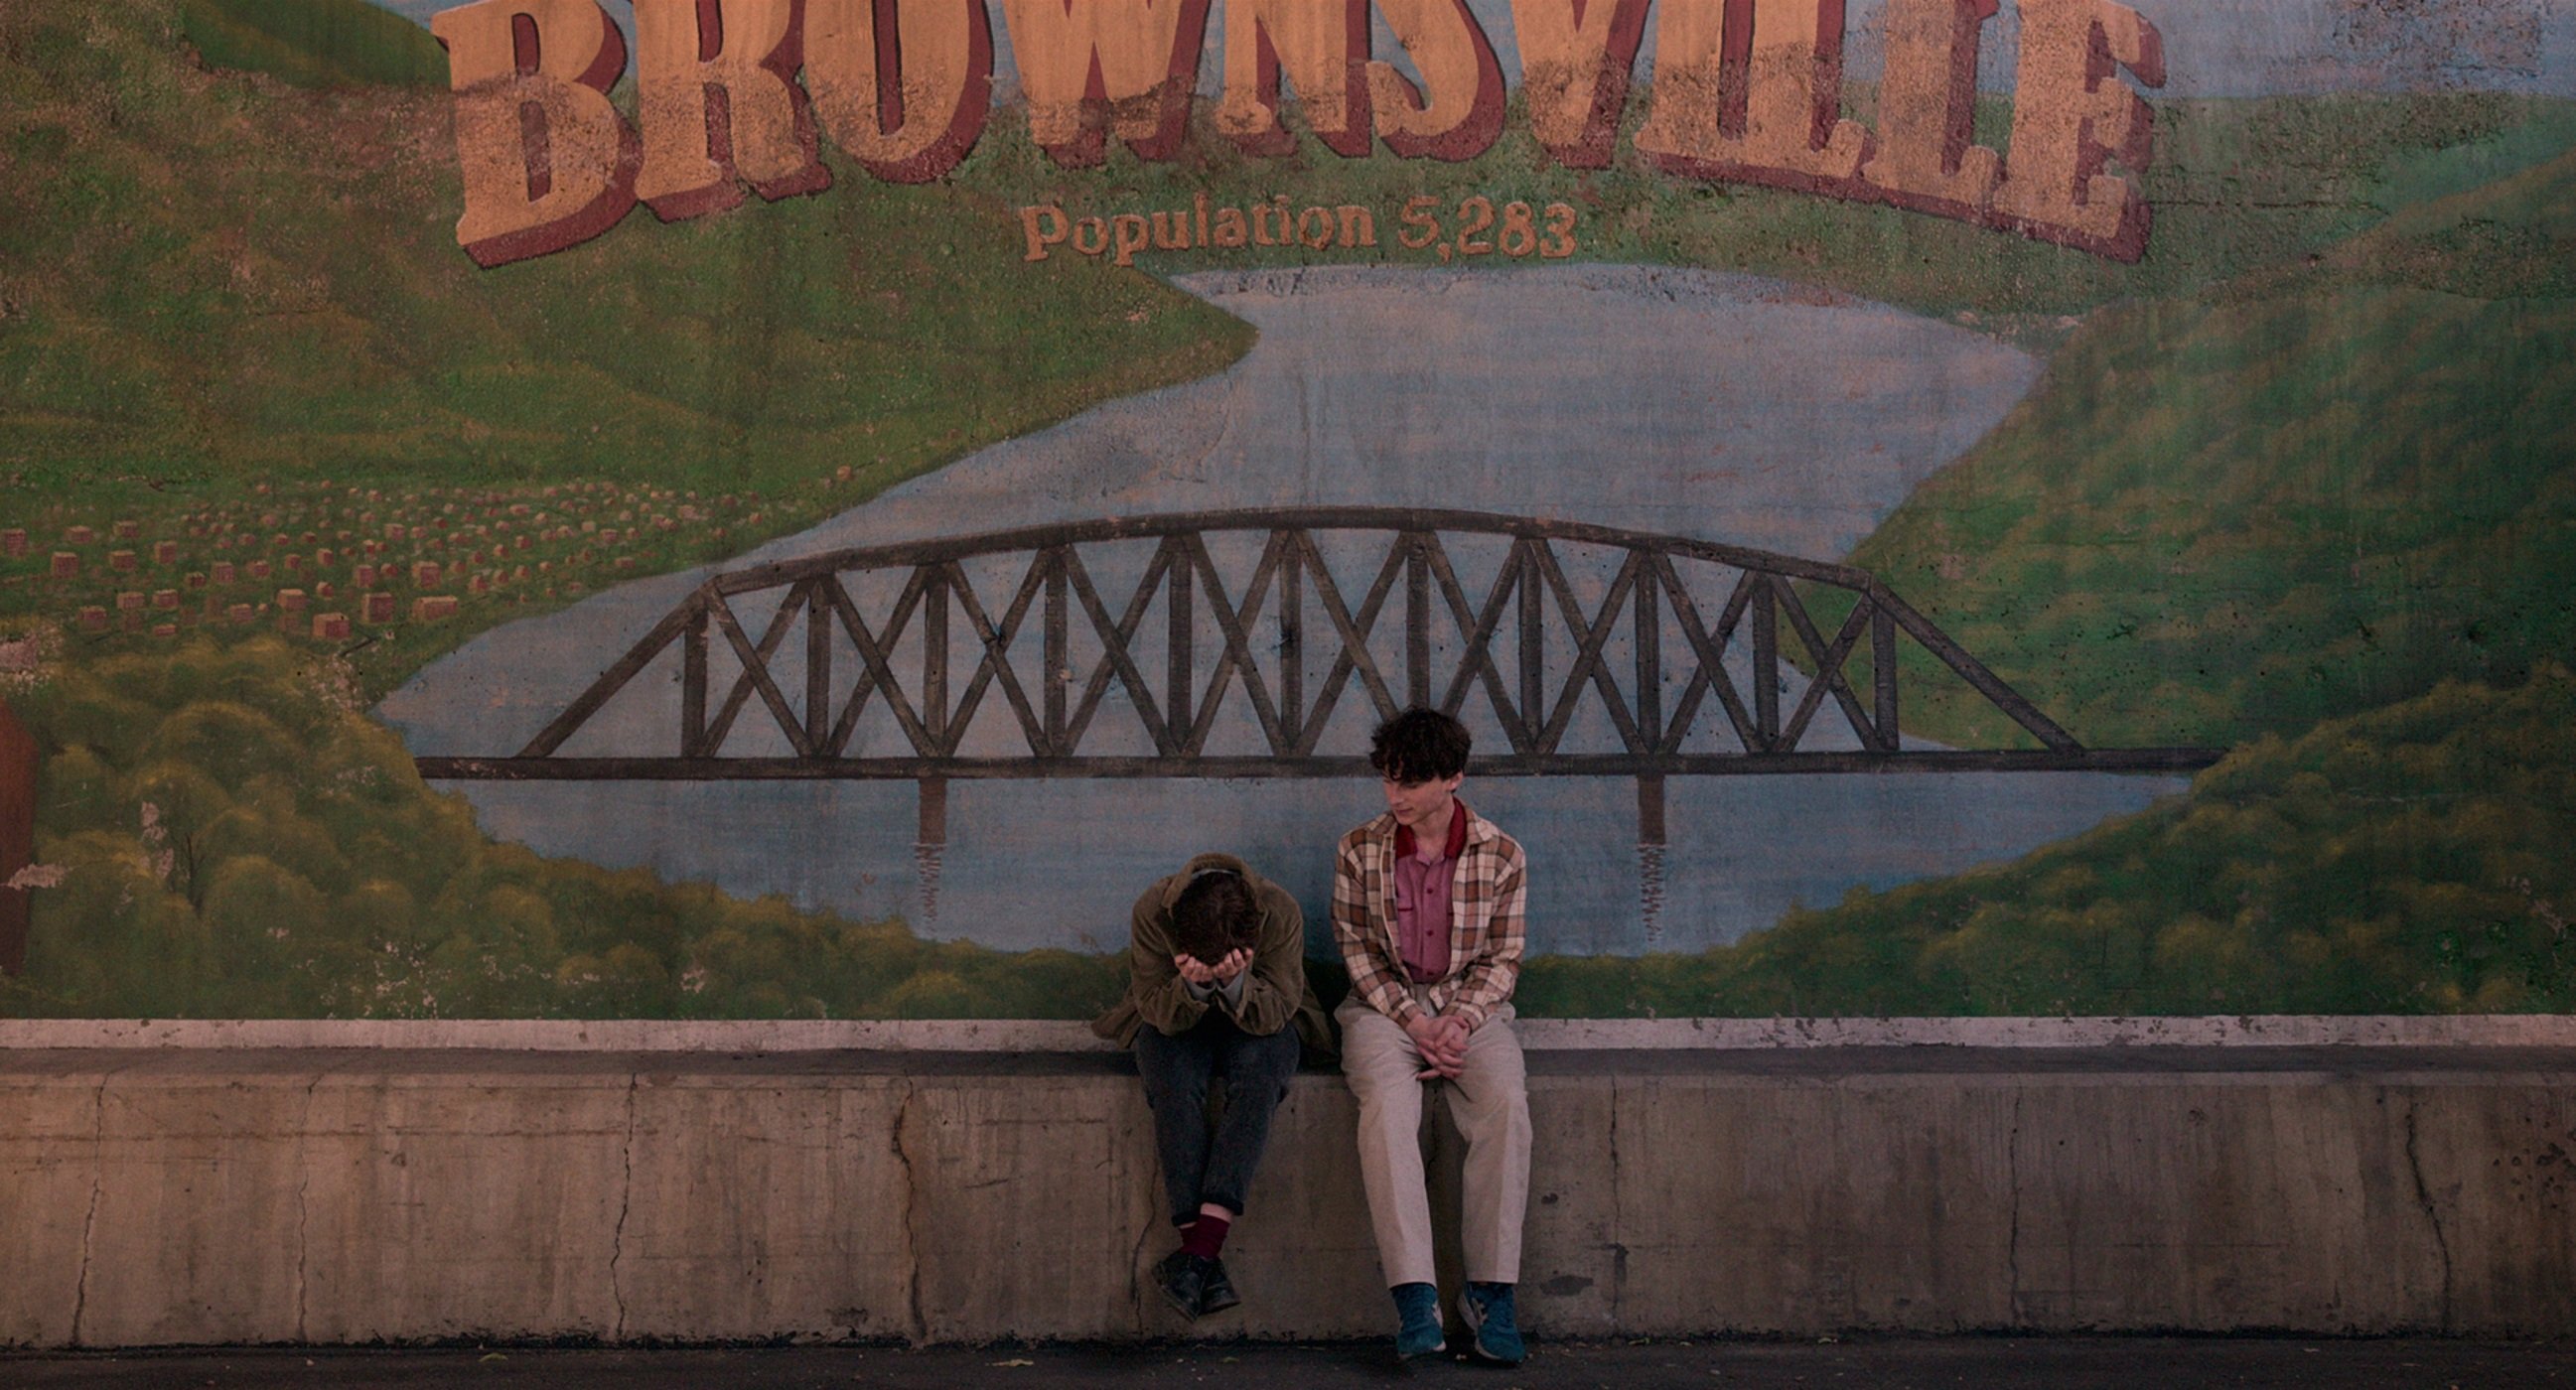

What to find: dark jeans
left=1134, top=1011, right=1302, bottom=1226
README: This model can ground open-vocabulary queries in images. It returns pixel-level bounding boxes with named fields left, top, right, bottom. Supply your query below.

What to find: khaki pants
left=1336, top=992, right=1532, bottom=1288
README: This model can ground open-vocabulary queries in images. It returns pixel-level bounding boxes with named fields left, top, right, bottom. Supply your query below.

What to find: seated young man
left=1333, top=708, right=1533, bottom=1365
left=1093, top=853, right=1330, bottom=1320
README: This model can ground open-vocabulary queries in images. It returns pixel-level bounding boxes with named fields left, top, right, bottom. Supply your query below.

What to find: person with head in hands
left=1094, top=852, right=1331, bottom=1321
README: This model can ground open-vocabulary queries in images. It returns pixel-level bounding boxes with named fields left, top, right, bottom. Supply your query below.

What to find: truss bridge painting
left=433, top=507, right=2226, bottom=783
left=415, top=507, right=2218, bottom=937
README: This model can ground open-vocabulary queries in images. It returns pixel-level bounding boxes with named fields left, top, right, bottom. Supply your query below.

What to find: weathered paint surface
left=1, top=0, right=2571, bottom=1021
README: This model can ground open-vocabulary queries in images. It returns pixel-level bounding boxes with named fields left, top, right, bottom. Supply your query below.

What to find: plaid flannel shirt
left=1332, top=806, right=1526, bottom=1029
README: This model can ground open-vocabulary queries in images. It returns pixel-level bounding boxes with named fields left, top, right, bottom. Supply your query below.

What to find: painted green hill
left=1568, top=123, right=2576, bottom=1021
left=179, top=0, right=449, bottom=89
left=3, top=634, right=1123, bottom=1020
left=0, top=0, right=1250, bottom=696
left=1522, top=665, right=2576, bottom=1017
left=19, top=629, right=2570, bottom=1019
left=1839, top=140, right=2576, bottom=750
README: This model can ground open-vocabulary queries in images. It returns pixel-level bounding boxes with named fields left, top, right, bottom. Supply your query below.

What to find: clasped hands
left=1404, top=1012, right=1473, bottom=1080
left=1172, top=947, right=1252, bottom=989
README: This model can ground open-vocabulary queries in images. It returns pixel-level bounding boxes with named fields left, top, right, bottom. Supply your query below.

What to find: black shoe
left=1154, top=1250, right=1210, bottom=1320
left=1197, top=1257, right=1240, bottom=1316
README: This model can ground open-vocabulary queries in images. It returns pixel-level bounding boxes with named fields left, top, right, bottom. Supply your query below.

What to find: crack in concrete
left=68, top=1070, right=109, bottom=1347
left=293, top=1070, right=324, bottom=1341
left=891, top=1080, right=928, bottom=1345
left=1121, top=1083, right=1157, bottom=1334
left=1126, top=1189, right=1157, bottom=1330
left=1607, top=1075, right=1626, bottom=1324
left=2402, top=1095, right=2455, bottom=1331
left=609, top=1072, right=641, bottom=1341
left=2006, top=1088, right=2024, bottom=1323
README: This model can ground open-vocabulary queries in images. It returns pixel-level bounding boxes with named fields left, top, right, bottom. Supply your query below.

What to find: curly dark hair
left=1367, top=707, right=1471, bottom=783
left=1170, top=869, right=1260, bottom=965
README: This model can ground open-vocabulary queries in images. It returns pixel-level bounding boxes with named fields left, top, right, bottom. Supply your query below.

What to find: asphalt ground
left=6, top=1338, right=2573, bottom=1389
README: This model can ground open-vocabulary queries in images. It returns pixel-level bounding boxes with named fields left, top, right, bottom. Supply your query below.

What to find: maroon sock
left=1178, top=1213, right=1231, bottom=1259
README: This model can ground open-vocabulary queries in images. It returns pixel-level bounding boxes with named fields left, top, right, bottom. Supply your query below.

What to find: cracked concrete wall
left=0, top=1068, right=99, bottom=1345
left=296, top=1070, right=634, bottom=1341
left=1, top=1052, right=2571, bottom=1346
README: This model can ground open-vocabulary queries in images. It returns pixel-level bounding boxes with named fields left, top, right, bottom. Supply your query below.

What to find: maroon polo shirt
left=1391, top=801, right=1471, bottom=985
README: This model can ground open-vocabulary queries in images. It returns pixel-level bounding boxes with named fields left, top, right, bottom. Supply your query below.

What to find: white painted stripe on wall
left=2, top=1015, right=2572, bottom=1051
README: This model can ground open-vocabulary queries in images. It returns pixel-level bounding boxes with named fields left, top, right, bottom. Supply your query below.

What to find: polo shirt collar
left=1393, top=800, right=1472, bottom=861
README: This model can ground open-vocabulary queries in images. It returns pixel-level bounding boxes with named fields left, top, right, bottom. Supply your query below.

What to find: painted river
left=381, top=265, right=2181, bottom=956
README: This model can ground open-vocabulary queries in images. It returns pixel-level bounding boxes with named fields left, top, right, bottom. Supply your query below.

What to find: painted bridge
left=414, top=507, right=2223, bottom=850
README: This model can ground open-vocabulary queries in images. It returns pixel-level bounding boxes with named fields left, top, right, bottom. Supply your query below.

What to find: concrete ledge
left=4, top=1043, right=2573, bottom=1346
left=6, top=1015, right=2575, bottom=1051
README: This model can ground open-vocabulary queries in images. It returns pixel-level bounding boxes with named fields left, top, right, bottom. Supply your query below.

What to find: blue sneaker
left=1391, top=1282, right=1446, bottom=1361
left=1461, top=1282, right=1523, bottom=1365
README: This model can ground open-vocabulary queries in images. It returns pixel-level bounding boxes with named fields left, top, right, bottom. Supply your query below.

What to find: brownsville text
left=432, top=0, right=2164, bottom=269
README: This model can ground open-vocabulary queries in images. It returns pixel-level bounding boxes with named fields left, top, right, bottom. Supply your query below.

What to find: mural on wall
left=1, top=0, right=2571, bottom=1021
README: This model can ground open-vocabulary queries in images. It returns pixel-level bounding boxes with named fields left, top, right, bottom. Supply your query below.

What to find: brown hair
left=1368, top=707, right=1471, bottom=782
left=1171, top=869, right=1260, bottom=964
